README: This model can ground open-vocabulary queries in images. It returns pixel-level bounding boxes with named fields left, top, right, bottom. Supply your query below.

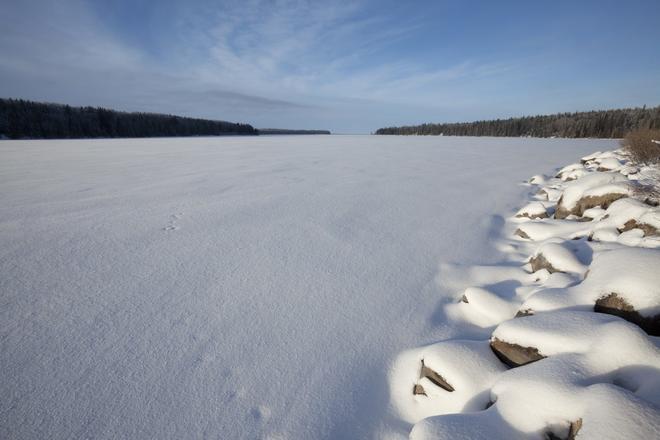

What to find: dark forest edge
left=0, top=98, right=331, bottom=139
left=376, top=106, right=660, bottom=138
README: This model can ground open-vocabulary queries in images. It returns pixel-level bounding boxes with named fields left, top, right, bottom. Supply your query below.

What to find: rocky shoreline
left=390, top=149, right=660, bottom=439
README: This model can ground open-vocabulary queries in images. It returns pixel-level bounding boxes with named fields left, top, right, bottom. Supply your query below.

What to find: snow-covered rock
left=528, top=242, right=587, bottom=275
left=596, top=157, right=623, bottom=171
left=492, top=311, right=622, bottom=359
left=536, top=186, right=563, bottom=202
left=588, top=248, right=660, bottom=334
left=515, top=219, right=591, bottom=241
left=458, top=287, right=521, bottom=327
left=555, top=163, right=586, bottom=181
left=580, top=150, right=607, bottom=164
left=528, top=174, right=547, bottom=185
left=515, top=201, right=548, bottom=219
left=390, top=340, right=507, bottom=423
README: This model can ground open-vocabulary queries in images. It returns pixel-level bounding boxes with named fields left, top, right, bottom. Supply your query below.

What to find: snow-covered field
left=0, top=135, right=621, bottom=439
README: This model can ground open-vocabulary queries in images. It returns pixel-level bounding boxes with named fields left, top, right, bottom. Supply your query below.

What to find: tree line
left=375, top=106, right=660, bottom=138
left=0, top=98, right=258, bottom=139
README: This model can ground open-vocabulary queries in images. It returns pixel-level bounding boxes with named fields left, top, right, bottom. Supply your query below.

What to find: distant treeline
left=376, top=106, right=660, bottom=138
left=0, top=98, right=257, bottom=139
left=258, top=128, right=331, bottom=135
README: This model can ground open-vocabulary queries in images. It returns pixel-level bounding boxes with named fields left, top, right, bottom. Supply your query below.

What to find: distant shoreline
left=0, top=97, right=331, bottom=140
left=376, top=105, right=660, bottom=139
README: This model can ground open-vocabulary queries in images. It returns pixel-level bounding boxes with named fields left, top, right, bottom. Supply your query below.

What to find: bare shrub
left=621, top=128, right=660, bottom=165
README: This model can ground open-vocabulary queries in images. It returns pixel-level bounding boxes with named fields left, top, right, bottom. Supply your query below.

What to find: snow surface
left=0, top=136, right=618, bottom=439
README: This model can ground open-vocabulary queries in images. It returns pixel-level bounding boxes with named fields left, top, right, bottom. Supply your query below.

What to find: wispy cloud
left=191, top=1, right=504, bottom=100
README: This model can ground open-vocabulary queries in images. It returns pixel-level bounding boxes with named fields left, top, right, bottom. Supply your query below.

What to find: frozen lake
left=0, top=135, right=617, bottom=439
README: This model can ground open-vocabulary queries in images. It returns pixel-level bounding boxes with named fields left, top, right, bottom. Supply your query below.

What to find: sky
left=1, top=0, right=659, bottom=133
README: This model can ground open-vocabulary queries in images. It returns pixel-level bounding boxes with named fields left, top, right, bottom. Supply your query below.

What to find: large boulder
left=595, top=293, right=660, bottom=336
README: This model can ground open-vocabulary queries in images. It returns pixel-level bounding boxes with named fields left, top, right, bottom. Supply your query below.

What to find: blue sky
left=1, top=0, right=659, bottom=133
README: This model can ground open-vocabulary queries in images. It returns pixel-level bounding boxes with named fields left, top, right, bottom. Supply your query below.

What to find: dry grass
left=621, top=128, right=660, bottom=165
left=621, top=129, right=660, bottom=205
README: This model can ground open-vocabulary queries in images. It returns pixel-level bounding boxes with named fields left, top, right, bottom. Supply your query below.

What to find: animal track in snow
left=163, top=212, right=184, bottom=231
left=250, top=405, right=272, bottom=421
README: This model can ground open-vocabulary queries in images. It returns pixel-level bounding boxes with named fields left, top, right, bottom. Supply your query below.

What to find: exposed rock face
left=545, top=419, right=583, bottom=440
left=516, top=211, right=549, bottom=219
left=420, top=359, right=455, bottom=392
left=515, top=228, right=531, bottom=239
left=529, top=253, right=561, bottom=274
left=576, top=193, right=625, bottom=215
left=489, top=338, right=546, bottom=368
left=618, top=219, right=658, bottom=236
left=413, top=359, right=455, bottom=395
left=554, top=196, right=570, bottom=219
left=515, top=309, right=534, bottom=317
left=555, top=193, right=628, bottom=219
left=594, top=293, right=660, bottom=336
left=412, top=384, right=427, bottom=396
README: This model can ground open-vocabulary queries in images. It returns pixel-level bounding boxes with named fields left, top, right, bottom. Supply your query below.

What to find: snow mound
left=596, top=157, right=623, bottom=171
left=390, top=340, right=507, bottom=423
left=515, top=201, right=548, bottom=219
left=457, top=287, right=521, bottom=327
left=410, top=411, right=526, bottom=440
left=528, top=174, right=547, bottom=185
